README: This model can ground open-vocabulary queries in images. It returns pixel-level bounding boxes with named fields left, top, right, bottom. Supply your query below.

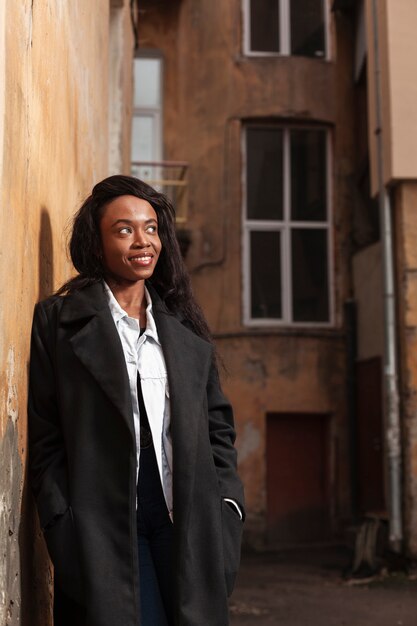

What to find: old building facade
left=136, top=0, right=352, bottom=548
left=135, top=0, right=417, bottom=557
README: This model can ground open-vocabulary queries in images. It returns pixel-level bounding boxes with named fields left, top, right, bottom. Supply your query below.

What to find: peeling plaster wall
left=395, top=182, right=417, bottom=556
left=218, top=334, right=348, bottom=543
left=138, top=0, right=354, bottom=545
left=0, top=1, right=133, bottom=623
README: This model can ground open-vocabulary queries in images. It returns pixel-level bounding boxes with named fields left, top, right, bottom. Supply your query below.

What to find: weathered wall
left=138, top=0, right=355, bottom=542
left=352, top=243, right=384, bottom=362
left=362, top=0, right=417, bottom=556
left=395, top=182, right=417, bottom=556
left=109, top=0, right=134, bottom=174
left=0, top=1, right=133, bottom=623
left=366, top=0, right=417, bottom=194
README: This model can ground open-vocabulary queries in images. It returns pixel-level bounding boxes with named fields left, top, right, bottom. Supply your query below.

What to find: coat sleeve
left=28, top=301, right=69, bottom=529
left=206, top=359, right=245, bottom=518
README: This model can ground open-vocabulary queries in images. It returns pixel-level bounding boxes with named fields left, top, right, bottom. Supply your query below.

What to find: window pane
left=134, top=58, right=161, bottom=108
left=291, top=229, right=329, bottom=322
left=247, top=128, right=283, bottom=220
left=250, top=231, right=282, bottom=319
left=291, top=129, right=326, bottom=221
left=131, top=115, right=154, bottom=161
left=250, top=0, right=280, bottom=52
left=290, top=0, right=325, bottom=58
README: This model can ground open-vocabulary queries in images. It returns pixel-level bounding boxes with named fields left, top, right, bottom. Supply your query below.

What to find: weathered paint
left=366, top=0, right=417, bottom=194
left=138, top=0, right=353, bottom=545
left=395, top=182, right=417, bottom=556
left=0, top=349, right=23, bottom=626
left=352, top=243, right=384, bottom=362
left=0, top=0, right=133, bottom=621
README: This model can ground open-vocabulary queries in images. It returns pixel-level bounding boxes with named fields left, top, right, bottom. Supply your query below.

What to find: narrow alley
left=230, top=547, right=417, bottom=625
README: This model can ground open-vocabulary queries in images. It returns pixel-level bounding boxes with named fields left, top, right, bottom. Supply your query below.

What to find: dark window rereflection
left=291, top=0, right=325, bottom=58
left=291, top=129, right=327, bottom=221
left=291, top=229, right=329, bottom=322
left=247, top=128, right=283, bottom=220
left=251, top=231, right=282, bottom=319
left=250, top=0, right=280, bottom=52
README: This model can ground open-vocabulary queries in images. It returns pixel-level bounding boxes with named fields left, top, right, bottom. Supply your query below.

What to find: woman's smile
left=128, top=252, right=154, bottom=265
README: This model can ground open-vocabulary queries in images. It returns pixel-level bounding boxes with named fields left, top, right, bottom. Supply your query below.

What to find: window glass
left=131, top=115, right=154, bottom=162
left=290, top=0, right=325, bottom=58
left=250, top=0, right=280, bottom=52
left=134, top=58, right=161, bottom=108
left=291, top=229, right=329, bottom=322
left=250, top=231, right=282, bottom=319
left=247, top=128, right=283, bottom=220
left=291, top=129, right=326, bottom=222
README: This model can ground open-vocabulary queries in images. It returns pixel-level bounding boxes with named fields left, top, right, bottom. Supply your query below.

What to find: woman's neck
left=106, top=278, right=147, bottom=324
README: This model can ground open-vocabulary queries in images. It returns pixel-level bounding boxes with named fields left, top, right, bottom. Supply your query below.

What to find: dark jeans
left=137, top=444, right=174, bottom=626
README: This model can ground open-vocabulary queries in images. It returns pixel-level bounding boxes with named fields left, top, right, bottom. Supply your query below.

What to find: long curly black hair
left=56, top=175, right=212, bottom=343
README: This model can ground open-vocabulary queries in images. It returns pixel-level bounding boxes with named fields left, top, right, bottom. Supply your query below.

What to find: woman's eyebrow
left=110, top=218, right=157, bottom=227
left=111, top=218, right=134, bottom=227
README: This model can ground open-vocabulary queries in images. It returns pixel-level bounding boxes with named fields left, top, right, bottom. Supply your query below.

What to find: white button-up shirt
left=104, top=283, right=173, bottom=518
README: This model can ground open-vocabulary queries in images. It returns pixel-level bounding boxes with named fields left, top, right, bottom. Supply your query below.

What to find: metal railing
left=131, top=160, right=189, bottom=224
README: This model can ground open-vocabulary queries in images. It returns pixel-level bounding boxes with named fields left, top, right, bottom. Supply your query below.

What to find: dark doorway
left=266, top=412, right=330, bottom=544
left=356, top=357, right=385, bottom=513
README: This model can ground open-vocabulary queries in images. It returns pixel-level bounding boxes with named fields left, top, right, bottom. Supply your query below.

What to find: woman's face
left=99, top=194, right=162, bottom=284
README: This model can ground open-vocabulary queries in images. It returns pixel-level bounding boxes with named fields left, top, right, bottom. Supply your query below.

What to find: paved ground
left=229, top=546, right=417, bottom=625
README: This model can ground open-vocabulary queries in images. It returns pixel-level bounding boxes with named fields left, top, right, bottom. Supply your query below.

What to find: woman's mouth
left=128, top=253, right=154, bottom=267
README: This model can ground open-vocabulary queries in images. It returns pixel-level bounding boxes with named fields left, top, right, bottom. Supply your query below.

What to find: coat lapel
left=149, top=286, right=213, bottom=532
left=60, top=282, right=135, bottom=440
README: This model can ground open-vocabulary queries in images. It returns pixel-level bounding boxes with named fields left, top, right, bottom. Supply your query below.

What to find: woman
left=28, top=175, right=245, bottom=626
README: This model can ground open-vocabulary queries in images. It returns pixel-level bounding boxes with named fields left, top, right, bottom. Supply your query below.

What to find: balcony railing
left=131, top=160, right=189, bottom=224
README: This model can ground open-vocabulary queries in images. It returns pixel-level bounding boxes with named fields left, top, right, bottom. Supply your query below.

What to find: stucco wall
left=395, top=182, right=417, bottom=556
left=218, top=333, right=348, bottom=541
left=352, top=243, right=384, bottom=362
left=138, top=0, right=354, bottom=542
left=366, top=0, right=417, bottom=195
left=0, top=1, right=133, bottom=623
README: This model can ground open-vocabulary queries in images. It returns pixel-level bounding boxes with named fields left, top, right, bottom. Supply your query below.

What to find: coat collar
left=59, top=279, right=186, bottom=324
left=60, top=280, right=109, bottom=322
left=61, top=282, right=135, bottom=440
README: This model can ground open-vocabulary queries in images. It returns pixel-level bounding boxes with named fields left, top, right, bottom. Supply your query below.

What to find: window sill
left=213, top=327, right=346, bottom=340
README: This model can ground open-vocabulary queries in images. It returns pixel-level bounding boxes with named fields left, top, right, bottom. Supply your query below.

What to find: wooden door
left=266, top=413, right=330, bottom=544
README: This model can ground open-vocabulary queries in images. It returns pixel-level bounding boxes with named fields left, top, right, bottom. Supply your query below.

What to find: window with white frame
left=131, top=53, right=163, bottom=180
left=244, top=0, right=327, bottom=58
left=243, top=125, right=331, bottom=326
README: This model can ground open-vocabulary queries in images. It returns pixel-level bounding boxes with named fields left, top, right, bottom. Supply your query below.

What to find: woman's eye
left=119, top=226, right=132, bottom=234
left=146, top=225, right=157, bottom=233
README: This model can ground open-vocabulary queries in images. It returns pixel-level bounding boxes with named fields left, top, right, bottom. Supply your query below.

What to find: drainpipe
left=370, top=0, right=402, bottom=552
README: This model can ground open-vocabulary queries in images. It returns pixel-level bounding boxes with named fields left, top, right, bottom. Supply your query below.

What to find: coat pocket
left=221, top=498, right=243, bottom=596
left=43, top=506, right=84, bottom=605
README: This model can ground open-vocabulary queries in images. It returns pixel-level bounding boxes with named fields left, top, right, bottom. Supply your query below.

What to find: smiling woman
left=27, top=175, right=245, bottom=626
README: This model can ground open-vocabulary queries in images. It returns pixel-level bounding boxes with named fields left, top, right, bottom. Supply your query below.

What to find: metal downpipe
left=370, top=0, right=402, bottom=552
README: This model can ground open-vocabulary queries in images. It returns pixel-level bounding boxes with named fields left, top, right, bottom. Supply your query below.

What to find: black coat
left=28, top=281, right=244, bottom=626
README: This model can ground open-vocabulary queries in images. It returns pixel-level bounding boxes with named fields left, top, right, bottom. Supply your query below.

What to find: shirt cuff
left=223, top=498, right=243, bottom=520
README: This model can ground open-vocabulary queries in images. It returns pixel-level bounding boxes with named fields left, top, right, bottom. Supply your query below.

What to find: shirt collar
left=103, top=282, right=161, bottom=345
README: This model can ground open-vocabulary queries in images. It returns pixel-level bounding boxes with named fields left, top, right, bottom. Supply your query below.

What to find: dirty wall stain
left=0, top=348, right=23, bottom=626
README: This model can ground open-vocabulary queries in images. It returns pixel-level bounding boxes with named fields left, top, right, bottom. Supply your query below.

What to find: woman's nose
left=132, top=230, right=150, bottom=247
